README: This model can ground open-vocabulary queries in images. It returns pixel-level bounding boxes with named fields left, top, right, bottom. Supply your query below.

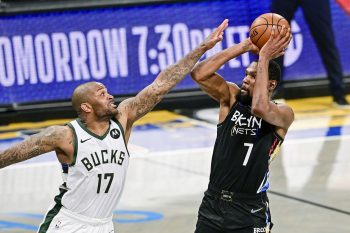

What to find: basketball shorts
left=194, top=186, right=273, bottom=233
left=37, top=207, right=114, bottom=233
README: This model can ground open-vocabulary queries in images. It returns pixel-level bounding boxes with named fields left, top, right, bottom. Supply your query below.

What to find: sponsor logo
left=253, top=227, right=266, bottom=233
left=80, top=137, right=92, bottom=143
left=250, top=207, right=263, bottom=214
left=55, top=220, right=62, bottom=229
left=110, top=128, right=120, bottom=139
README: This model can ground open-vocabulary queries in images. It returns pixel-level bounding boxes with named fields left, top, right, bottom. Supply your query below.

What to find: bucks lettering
left=230, top=110, right=262, bottom=136
left=81, top=149, right=126, bottom=171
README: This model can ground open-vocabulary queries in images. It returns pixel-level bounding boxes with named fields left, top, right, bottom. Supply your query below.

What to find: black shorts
left=194, top=186, right=273, bottom=233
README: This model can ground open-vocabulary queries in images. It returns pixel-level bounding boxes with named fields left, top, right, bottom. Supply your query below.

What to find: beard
left=236, top=89, right=252, bottom=106
left=94, top=103, right=119, bottom=119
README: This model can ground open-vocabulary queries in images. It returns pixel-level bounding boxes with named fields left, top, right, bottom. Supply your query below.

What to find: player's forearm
left=123, top=43, right=211, bottom=123
left=0, top=137, right=45, bottom=168
left=191, top=40, right=250, bottom=81
left=0, top=126, right=64, bottom=169
left=251, top=57, right=270, bottom=114
left=155, top=42, right=209, bottom=92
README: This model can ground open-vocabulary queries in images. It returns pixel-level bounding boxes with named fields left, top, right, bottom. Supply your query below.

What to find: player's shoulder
left=272, top=101, right=295, bottom=126
left=44, top=125, right=74, bottom=141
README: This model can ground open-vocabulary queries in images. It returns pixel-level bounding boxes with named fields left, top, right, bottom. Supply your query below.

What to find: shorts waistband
left=206, top=185, right=266, bottom=202
left=60, top=207, right=113, bottom=225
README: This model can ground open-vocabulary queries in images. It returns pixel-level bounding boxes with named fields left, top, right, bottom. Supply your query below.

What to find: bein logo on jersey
left=230, top=110, right=262, bottom=136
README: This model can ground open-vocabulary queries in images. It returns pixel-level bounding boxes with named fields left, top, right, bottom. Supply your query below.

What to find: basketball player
left=0, top=20, right=228, bottom=233
left=191, top=26, right=293, bottom=233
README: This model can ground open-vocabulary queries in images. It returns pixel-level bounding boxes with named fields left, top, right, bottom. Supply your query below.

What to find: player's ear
left=269, top=80, right=277, bottom=91
left=81, top=103, right=92, bottom=113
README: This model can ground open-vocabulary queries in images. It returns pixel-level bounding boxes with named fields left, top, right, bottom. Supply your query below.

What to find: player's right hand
left=259, top=25, right=292, bottom=60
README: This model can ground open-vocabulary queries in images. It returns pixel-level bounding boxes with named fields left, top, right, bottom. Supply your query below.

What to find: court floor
left=0, top=96, right=350, bottom=233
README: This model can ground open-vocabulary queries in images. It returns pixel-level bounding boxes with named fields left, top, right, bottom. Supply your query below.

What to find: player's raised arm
left=190, top=38, right=259, bottom=104
left=252, top=26, right=294, bottom=130
left=117, top=19, right=228, bottom=127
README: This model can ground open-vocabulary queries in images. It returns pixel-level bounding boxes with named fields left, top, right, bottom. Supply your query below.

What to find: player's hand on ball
left=260, top=25, right=292, bottom=60
left=242, top=38, right=260, bottom=54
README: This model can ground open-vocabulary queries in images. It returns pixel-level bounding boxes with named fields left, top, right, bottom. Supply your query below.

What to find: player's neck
left=81, top=117, right=110, bottom=137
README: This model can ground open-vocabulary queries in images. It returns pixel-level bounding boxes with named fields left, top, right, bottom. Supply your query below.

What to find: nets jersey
left=59, top=118, right=129, bottom=219
left=209, top=101, right=283, bottom=194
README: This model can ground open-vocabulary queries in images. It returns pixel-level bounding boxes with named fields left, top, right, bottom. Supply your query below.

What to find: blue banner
left=0, top=0, right=349, bottom=105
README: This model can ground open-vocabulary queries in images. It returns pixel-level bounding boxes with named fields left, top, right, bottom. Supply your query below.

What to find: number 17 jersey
left=60, top=118, right=129, bottom=219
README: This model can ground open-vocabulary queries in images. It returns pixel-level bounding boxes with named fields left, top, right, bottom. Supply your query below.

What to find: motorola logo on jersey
left=110, top=128, right=120, bottom=139
left=230, top=109, right=262, bottom=136
left=284, top=20, right=303, bottom=67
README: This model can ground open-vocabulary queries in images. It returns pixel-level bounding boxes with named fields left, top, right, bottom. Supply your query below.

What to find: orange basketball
left=249, top=13, right=290, bottom=49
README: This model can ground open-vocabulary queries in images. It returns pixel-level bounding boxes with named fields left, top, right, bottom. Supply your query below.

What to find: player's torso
left=61, top=118, right=129, bottom=219
left=210, top=101, right=283, bottom=193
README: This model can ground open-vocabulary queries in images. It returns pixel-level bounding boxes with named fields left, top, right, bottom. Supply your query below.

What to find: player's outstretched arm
left=0, top=126, right=68, bottom=169
left=191, top=38, right=259, bottom=104
left=118, top=19, right=228, bottom=126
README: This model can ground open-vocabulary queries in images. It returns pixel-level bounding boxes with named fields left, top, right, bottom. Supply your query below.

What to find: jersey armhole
left=66, top=122, right=78, bottom=166
left=111, top=118, right=130, bottom=157
left=217, top=100, right=239, bottom=127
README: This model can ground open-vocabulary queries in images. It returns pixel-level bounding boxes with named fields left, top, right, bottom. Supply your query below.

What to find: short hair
left=71, top=82, right=94, bottom=115
left=253, top=59, right=281, bottom=86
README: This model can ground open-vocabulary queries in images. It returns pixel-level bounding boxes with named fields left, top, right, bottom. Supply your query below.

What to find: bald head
left=71, top=82, right=101, bottom=114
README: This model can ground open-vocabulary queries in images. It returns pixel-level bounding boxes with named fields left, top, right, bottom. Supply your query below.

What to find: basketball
left=249, top=13, right=290, bottom=49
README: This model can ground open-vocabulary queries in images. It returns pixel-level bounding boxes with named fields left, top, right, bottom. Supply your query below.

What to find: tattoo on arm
left=0, top=126, right=66, bottom=169
left=127, top=44, right=207, bottom=120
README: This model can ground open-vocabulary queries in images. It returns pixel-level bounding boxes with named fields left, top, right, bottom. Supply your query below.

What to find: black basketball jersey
left=209, top=100, right=283, bottom=194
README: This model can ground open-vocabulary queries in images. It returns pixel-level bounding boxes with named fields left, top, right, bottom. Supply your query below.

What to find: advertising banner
left=0, top=0, right=349, bottom=105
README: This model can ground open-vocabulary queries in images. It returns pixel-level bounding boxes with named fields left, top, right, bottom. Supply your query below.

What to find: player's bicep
left=258, top=103, right=294, bottom=129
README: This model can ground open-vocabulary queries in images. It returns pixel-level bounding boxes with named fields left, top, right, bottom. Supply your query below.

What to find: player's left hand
left=202, top=19, right=229, bottom=50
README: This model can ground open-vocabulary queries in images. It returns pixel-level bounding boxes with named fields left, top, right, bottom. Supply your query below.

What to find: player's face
left=88, top=83, right=118, bottom=118
left=238, top=62, right=257, bottom=104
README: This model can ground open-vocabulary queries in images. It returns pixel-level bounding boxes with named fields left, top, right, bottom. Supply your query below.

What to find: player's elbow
left=190, top=68, right=200, bottom=81
left=190, top=66, right=207, bottom=82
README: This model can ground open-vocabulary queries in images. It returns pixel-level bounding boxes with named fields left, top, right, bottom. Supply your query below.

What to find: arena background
left=0, top=0, right=349, bottom=122
left=1, top=1, right=350, bottom=233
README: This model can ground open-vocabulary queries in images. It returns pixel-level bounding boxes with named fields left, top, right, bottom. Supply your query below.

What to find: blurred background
left=0, top=0, right=350, bottom=232
left=0, top=0, right=349, bottom=121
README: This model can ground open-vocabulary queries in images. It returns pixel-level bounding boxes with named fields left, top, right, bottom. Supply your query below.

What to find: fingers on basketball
left=249, top=13, right=290, bottom=49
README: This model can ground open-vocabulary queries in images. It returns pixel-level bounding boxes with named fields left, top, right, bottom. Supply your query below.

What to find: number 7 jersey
left=209, top=101, right=283, bottom=194
left=59, top=118, right=129, bottom=219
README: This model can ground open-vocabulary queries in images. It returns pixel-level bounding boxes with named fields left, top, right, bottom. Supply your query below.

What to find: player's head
left=237, top=60, right=281, bottom=104
left=72, top=82, right=118, bottom=120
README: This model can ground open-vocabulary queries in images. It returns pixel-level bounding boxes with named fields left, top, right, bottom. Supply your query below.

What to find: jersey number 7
left=243, top=143, right=254, bottom=166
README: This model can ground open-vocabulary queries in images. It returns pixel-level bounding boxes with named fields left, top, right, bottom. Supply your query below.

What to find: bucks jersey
left=209, top=101, right=283, bottom=194
left=58, top=118, right=129, bottom=219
